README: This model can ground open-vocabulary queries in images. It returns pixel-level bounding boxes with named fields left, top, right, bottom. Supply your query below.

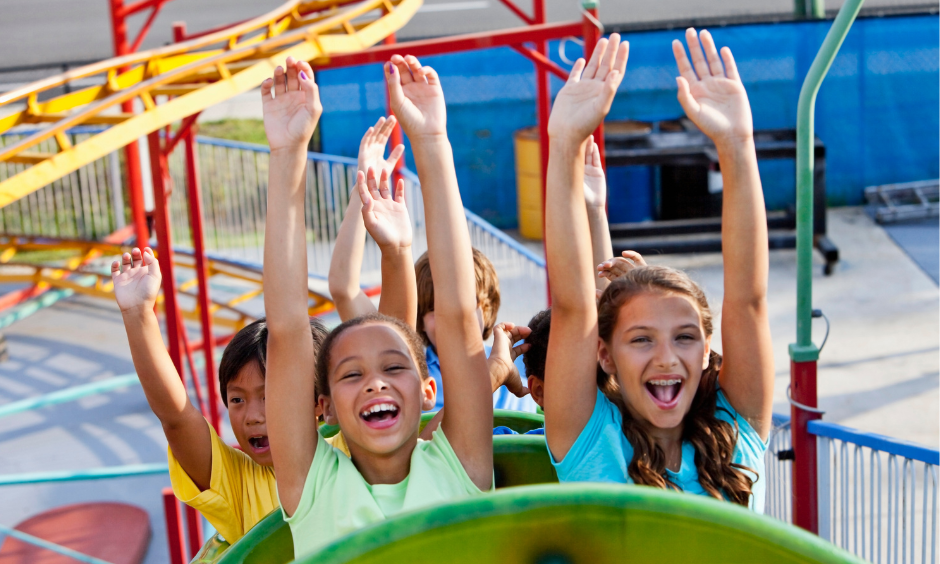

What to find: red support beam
left=129, top=2, right=170, bottom=53
left=184, top=505, right=204, bottom=560
left=510, top=44, right=568, bottom=80
left=183, top=123, right=222, bottom=434
left=162, top=488, right=186, bottom=564
left=533, top=0, right=552, bottom=306
left=147, top=131, right=184, bottom=379
left=791, top=359, right=820, bottom=533
left=317, top=21, right=583, bottom=69
left=495, top=0, right=534, bottom=25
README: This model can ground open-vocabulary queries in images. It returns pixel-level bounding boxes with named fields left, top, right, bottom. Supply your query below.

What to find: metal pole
left=162, top=488, right=187, bottom=564
left=147, top=132, right=183, bottom=378
left=184, top=505, right=204, bottom=559
left=183, top=125, right=221, bottom=433
left=533, top=0, right=551, bottom=306
left=108, top=0, right=149, bottom=247
left=789, top=0, right=864, bottom=534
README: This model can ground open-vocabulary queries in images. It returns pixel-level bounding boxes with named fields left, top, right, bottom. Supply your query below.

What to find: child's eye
left=341, top=371, right=361, bottom=380
left=230, top=397, right=244, bottom=404
left=386, top=365, right=406, bottom=373
left=631, top=336, right=651, bottom=344
left=677, top=334, right=696, bottom=342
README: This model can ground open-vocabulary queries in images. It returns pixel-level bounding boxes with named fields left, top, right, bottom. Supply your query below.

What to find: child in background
left=542, top=31, right=773, bottom=511
left=415, top=249, right=535, bottom=412
left=110, top=249, right=327, bottom=544
left=261, top=55, right=493, bottom=558
left=328, top=115, right=415, bottom=327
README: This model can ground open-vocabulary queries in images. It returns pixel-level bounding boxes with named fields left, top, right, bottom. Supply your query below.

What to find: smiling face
left=318, top=322, right=435, bottom=458
left=598, top=291, right=711, bottom=431
left=226, top=360, right=272, bottom=466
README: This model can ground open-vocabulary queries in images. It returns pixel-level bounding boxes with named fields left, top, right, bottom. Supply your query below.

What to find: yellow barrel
left=513, top=127, right=543, bottom=240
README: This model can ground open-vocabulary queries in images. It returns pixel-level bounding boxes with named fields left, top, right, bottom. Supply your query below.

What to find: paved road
left=0, top=0, right=922, bottom=71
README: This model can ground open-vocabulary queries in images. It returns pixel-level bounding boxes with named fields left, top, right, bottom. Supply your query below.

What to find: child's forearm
left=586, top=205, right=613, bottom=291
left=546, top=140, right=596, bottom=315
left=121, top=308, right=211, bottom=487
left=328, top=193, right=376, bottom=321
left=377, top=244, right=417, bottom=327
left=717, top=137, right=767, bottom=305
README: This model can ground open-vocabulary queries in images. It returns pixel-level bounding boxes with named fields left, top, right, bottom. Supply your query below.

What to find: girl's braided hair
left=597, top=265, right=756, bottom=506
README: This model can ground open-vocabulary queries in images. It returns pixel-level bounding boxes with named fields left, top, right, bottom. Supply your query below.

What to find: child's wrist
left=270, top=145, right=309, bottom=159
left=713, top=132, right=755, bottom=157
left=121, top=304, right=156, bottom=323
left=379, top=242, right=412, bottom=256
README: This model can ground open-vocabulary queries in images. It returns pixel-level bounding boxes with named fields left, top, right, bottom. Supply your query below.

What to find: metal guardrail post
left=789, top=0, right=864, bottom=534
left=817, top=436, right=831, bottom=541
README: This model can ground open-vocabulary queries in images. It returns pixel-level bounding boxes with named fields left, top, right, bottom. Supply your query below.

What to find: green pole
left=789, top=0, right=864, bottom=364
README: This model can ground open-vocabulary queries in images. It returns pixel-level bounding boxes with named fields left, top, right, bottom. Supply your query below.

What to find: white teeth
left=648, top=379, right=681, bottom=386
left=361, top=403, right=397, bottom=416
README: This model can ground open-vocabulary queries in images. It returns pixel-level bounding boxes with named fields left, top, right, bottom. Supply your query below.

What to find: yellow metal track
left=0, top=236, right=335, bottom=330
left=0, top=0, right=421, bottom=207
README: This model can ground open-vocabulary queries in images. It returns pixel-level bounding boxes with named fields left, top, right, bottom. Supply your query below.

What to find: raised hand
left=673, top=29, right=753, bottom=147
left=583, top=135, right=607, bottom=208
left=358, top=167, right=412, bottom=250
left=488, top=323, right=531, bottom=398
left=385, top=55, right=447, bottom=140
left=358, top=116, right=405, bottom=179
left=111, top=247, right=161, bottom=314
left=548, top=34, right=629, bottom=145
left=597, top=250, right=647, bottom=282
left=261, top=57, right=322, bottom=152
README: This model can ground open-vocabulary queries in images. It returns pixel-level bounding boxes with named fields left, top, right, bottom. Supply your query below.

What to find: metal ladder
left=864, top=179, right=939, bottom=223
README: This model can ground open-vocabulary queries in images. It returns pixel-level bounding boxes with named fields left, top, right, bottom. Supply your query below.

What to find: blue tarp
left=317, top=14, right=939, bottom=228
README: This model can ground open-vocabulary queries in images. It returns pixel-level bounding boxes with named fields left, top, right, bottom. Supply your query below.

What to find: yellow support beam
left=0, top=0, right=421, bottom=209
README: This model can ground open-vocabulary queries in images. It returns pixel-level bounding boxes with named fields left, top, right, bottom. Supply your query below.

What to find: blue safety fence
left=315, top=12, right=939, bottom=228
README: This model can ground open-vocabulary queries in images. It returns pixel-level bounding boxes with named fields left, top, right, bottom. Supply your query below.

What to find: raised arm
left=583, top=135, right=614, bottom=292
left=673, top=29, right=773, bottom=439
left=327, top=117, right=407, bottom=322
left=261, top=57, right=323, bottom=516
left=544, top=36, right=629, bottom=461
left=112, top=247, right=211, bottom=489
left=386, top=55, right=492, bottom=490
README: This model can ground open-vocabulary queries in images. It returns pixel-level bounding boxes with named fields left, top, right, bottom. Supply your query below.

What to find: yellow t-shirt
left=168, top=420, right=351, bottom=544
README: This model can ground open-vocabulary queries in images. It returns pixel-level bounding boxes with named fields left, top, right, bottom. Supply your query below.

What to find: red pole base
left=791, top=358, right=820, bottom=533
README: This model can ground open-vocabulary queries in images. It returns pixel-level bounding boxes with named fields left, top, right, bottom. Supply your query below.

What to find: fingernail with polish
left=300, top=71, right=308, bottom=80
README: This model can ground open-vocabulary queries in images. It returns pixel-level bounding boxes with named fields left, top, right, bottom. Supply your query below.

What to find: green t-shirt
left=282, top=428, right=487, bottom=558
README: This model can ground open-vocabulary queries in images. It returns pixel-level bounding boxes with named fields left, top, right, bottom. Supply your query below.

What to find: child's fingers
left=391, top=55, right=414, bottom=84
left=111, top=260, right=121, bottom=276
left=298, top=69, right=318, bottom=112
left=359, top=126, right=375, bottom=152
left=274, top=65, right=286, bottom=96
left=366, top=167, right=381, bottom=200
left=597, top=34, right=619, bottom=80
left=591, top=139, right=602, bottom=168
left=584, top=135, right=594, bottom=166
left=675, top=77, right=700, bottom=117
left=378, top=169, right=391, bottom=199
left=130, top=247, right=143, bottom=268
left=612, top=40, right=630, bottom=77
left=403, top=56, right=425, bottom=83
left=685, top=28, right=711, bottom=81
left=385, top=61, right=407, bottom=112
left=121, top=252, right=133, bottom=271
left=720, top=46, right=740, bottom=82
left=387, top=144, right=405, bottom=168
left=261, top=78, right=274, bottom=101
left=285, top=56, right=299, bottom=92
left=421, top=66, right=441, bottom=87
left=394, top=178, right=406, bottom=204
left=621, top=250, right=646, bottom=266
left=672, top=39, right=697, bottom=84
left=567, top=57, right=586, bottom=84
left=376, top=116, right=394, bottom=142
left=356, top=171, right=373, bottom=207
left=699, top=30, right=725, bottom=77
left=582, top=37, right=607, bottom=80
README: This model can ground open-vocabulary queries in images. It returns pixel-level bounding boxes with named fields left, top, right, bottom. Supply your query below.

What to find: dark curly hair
left=218, top=317, right=328, bottom=406
left=315, top=313, right=429, bottom=399
left=597, top=265, right=756, bottom=507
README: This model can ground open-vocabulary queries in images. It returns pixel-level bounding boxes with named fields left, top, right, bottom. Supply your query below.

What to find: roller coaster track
left=0, top=0, right=421, bottom=207
left=0, top=236, right=335, bottom=330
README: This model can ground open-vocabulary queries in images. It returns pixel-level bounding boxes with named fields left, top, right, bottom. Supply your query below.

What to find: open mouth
left=359, top=402, right=400, bottom=429
left=247, top=435, right=270, bottom=453
left=645, top=378, right=683, bottom=409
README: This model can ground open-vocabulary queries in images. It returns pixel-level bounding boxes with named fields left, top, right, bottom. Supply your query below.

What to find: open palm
left=673, top=29, right=753, bottom=144
left=261, top=57, right=322, bottom=151
left=386, top=55, right=447, bottom=139
left=548, top=35, right=629, bottom=144
left=111, top=247, right=162, bottom=314
left=358, top=169, right=412, bottom=249
left=358, top=115, right=405, bottom=178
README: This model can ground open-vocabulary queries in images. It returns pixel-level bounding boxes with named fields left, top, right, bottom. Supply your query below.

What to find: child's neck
left=640, top=420, right=684, bottom=473
left=347, top=435, right=418, bottom=485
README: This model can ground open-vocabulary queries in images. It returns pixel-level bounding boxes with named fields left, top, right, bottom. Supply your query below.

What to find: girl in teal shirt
left=542, top=30, right=774, bottom=511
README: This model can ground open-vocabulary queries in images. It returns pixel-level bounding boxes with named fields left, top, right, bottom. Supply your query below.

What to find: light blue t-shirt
left=426, top=345, right=539, bottom=413
left=551, top=388, right=767, bottom=512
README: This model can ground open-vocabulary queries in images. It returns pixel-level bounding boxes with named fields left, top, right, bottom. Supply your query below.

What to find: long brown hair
left=597, top=266, right=756, bottom=506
